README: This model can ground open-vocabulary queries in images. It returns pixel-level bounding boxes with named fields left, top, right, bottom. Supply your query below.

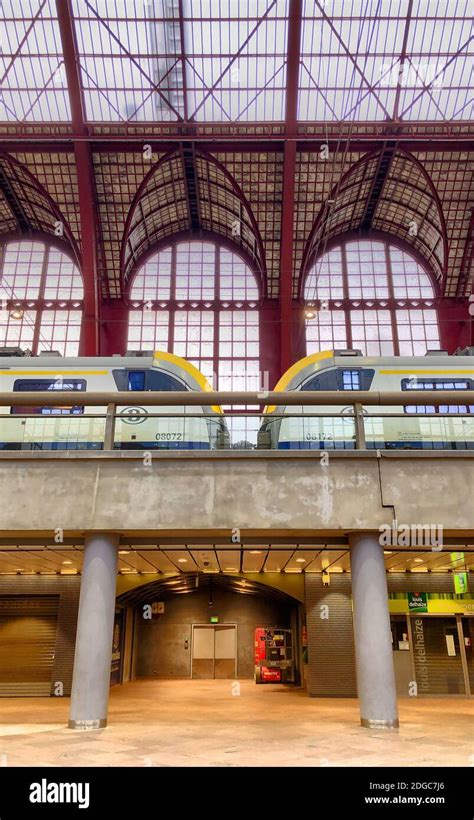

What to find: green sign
left=407, top=592, right=428, bottom=612
left=454, top=572, right=469, bottom=594
left=210, top=616, right=219, bottom=623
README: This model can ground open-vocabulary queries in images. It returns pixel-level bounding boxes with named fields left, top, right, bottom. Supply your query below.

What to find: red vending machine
left=254, top=627, right=295, bottom=684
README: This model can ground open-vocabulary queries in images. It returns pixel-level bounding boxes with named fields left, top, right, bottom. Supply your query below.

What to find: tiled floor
left=0, top=680, right=472, bottom=767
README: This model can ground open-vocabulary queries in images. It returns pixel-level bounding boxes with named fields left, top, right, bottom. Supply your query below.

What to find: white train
left=261, top=349, right=474, bottom=450
left=0, top=351, right=225, bottom=451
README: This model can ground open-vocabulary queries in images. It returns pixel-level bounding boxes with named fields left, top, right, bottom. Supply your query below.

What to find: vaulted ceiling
left=0, top=0, right=472, bottom=300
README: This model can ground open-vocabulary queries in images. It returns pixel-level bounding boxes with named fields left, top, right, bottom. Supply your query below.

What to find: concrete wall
left=135, top=587, right=294, bottom=679
left=0, top=451, right=473, bottom=536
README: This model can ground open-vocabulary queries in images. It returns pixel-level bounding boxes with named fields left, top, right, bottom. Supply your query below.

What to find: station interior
left=0, top=0, right=473, bottom=769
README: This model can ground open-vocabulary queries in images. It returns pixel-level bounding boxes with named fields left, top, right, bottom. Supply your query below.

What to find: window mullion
left=168, top=244, right=177, bottom=352
left=32, top=245, right=49, bottom=355
left=213, top=245, right=220, bottom=389
left=342, top=242, right=352, bottom=348
left=385, top=241, right=400, bottom=356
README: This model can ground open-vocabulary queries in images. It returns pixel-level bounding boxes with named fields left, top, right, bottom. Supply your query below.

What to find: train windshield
left=301, top=368, right=374, bottom=391
left=112, top=369, right=187, bottom=392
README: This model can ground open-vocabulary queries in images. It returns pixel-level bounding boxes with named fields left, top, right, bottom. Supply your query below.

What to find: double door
left=192, top=624, right=236, bottom=679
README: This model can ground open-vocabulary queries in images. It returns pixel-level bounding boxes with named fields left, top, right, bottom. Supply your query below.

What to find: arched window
left=128, top=241, right=261, bottom=390
left=0, top=240, right=83, bottom=356
left=304, top=239, right=440, bottom=356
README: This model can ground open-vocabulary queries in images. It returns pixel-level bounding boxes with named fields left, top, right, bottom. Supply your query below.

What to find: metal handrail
left=3, top=411, right=471, bottom=419
left=0, top=392, right=472, bottom=451
left=0, top=390, right=473, bottom=406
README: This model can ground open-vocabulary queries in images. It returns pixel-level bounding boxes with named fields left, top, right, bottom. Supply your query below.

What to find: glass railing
left=0, top=410, right=472, bottom=451
left=113, top=413, right=225, bottom=450
left=364, top=414, right=474, bottom=450
left=0, top=414, right=106, bottom=450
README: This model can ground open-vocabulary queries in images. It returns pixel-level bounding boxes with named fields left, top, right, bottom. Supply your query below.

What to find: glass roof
left=70, top=0, right=289, bottom=123
left=0, top=0, right=472, bottom=123
left=0, top=0, right=71, bottom=121
left=299, top=0, right=473, bottom=122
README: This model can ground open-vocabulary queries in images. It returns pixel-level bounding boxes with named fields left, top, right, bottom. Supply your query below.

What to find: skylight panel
left=298, top=0, right=473, bottom=122
left=181, top=0, right=289, bottom=122
left=0, top=0, right=71, bottom=122
left=71, top=0, right=184, bottom=122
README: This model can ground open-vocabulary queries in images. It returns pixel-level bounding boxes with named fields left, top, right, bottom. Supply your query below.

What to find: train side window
left=128, top=371, right=146, bottom=391
left=439, top=405, right=473, bottom=414
left=342, top=370, right=361, bottom=390
left=402, top=378, right=473, bottom=414
left=11, top=379, right=86, bottom=415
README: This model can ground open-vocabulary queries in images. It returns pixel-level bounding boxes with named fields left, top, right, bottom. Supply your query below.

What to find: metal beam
left=0, top=164, right=31, bottom=231
left=392, top=0, right=414, bottom=121
left=56, top=0, right=100, bottom=355
left=279, top=0, right=302, bottom=375
left=1, top=133, right=473, bottom=152
left=456, top=209, right=474, bottom=297
left=181, top=143, right=201, bottom=231
left=360, top=142, right=397, bottom=230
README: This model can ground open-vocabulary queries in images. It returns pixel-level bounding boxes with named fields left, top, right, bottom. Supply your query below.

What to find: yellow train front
left=0, top=351, right=225, bottom=451
left=261, top=349, right=474, bottom=451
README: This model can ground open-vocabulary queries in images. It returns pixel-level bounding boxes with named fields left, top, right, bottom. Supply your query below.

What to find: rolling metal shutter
left=0, top=596, right=59, bottom=696
left=305, top=574, right=357, bottom=696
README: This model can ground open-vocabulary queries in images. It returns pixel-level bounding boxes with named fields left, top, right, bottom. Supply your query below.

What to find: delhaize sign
left=407, top=592, right=428, bottom=613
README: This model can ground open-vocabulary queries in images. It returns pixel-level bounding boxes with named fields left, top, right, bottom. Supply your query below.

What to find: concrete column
left=68, top=533, right=119, bottom=729
left=349, top=532, right=399, bottom=729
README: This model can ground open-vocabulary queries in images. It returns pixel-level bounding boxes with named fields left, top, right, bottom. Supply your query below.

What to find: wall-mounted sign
left=454, top=572, right=469, bottom=594
left=210, top=616, right=219, bottom=623
left=445, top=634, right=456, bottom=657
left=407, top=592, right=428, bottom=613
left=110, top=610, right=124, bottom=686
